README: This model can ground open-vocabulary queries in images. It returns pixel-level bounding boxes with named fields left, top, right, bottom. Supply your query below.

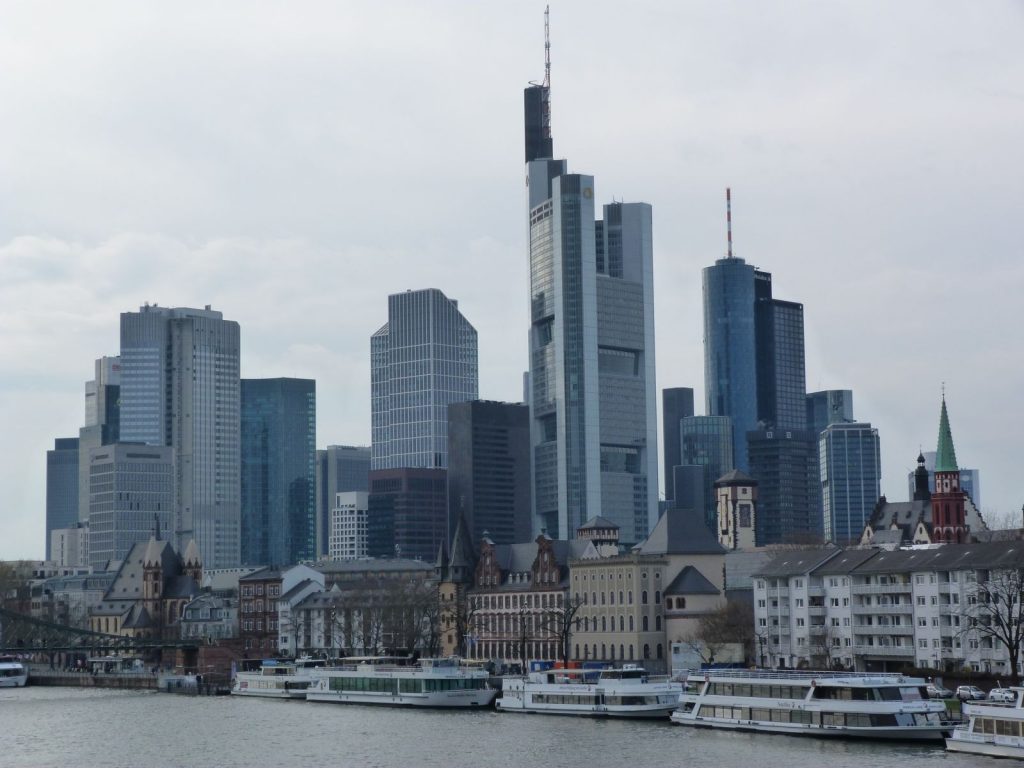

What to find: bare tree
left=960, top=567, right=1024, bottom=685
left=807, top=622, right=844, bottom=670
left=539, top=595, right=585, bottom=665
left=680, top=601, right=755, bottom=666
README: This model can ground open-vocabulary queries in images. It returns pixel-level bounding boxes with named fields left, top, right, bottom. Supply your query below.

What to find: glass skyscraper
left=370, top=288, right=478, bottom=471
left=525, top=82, right=658, bottom=544
left=662, top=387, right=695, bottom=503
left=678, top=416, right=734, bottom=528
left=315, top=445, right=370, bottom=558
left=820, top=422, right=881, bottom=544
left=241, top=378, right=316, bottom=566
left=45, top=437, right=79, bottom=560
left=120, top=304, right=241, bottom=568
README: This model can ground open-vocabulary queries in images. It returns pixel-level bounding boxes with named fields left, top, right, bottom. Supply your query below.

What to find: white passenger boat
left=305, top=657, right=496, bottom=708
left=497, top=664, right=681, bottom=718
left=232, top=657, right=325, bottom=699
left=0, top=656, right=28, bottom=688
left=946, top=687, right=1024, bottom=759
left=670, top=668, right=950, bottom=741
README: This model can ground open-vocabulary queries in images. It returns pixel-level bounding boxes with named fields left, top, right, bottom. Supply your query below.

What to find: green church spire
left=934, top=395, right=959, bottom=473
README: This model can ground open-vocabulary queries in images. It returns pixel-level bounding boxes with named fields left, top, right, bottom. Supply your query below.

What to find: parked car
left=956, top=685, right=987, bottom=701
left=927, top=683, right=953, bottom=699
left=988, top=687, right=1016, bottom=703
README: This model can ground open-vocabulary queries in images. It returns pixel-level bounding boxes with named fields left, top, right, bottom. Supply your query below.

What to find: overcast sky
left=2, top=1, right=1022, bottom=560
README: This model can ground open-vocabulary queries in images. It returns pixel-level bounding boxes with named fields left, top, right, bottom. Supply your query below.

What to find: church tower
left=715, top=469, right=758, bottom=550
left=931, top=395, right=966, bottom=543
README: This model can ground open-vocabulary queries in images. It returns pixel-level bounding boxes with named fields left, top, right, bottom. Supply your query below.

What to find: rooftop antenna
left=543, top=5, right=551, bottom=89
left=726, top=187, right=734, bottom=259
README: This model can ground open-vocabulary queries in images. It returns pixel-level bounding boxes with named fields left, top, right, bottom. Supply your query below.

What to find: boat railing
left=676, top=668, right=919, bottom=682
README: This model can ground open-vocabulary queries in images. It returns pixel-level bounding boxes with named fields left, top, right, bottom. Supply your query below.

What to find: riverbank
left=29, top=669, right=158, bottom=690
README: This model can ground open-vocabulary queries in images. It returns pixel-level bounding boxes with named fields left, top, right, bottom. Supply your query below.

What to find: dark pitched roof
left=664, top=565, right=720, bottom=596
left=754, top=548, right=841, bottom=578
left=724, top=550, right=775, bottom=591
left=715, top=469, right=756, bottom=485
left=239, top=565, right=285, bottom=582
left=813, top=548, right=880, bottom=575
left=579, top=516, right=619, bottom=531
left=164, top=574, right=199, bottom=600
left=636, top=509, right=725, bottom=556
left=313, top=558, right=435, bottom=575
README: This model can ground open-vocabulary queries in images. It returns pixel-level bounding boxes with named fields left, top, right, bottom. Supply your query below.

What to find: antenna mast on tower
left=543, top=5, right=551, bottom=88
left=726, top=187, right=734, bottom=259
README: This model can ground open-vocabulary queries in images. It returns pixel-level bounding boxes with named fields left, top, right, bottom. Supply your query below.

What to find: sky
left=1, top=1, right=1022, bottom=559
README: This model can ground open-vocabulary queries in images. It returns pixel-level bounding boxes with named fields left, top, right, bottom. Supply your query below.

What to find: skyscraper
left=524, top=52, right=658, bottom=544
left=45, top=437, right=79, bottom=560
left=819, top=422, right=881, bottom=543
left=447, top=400, right=532, bottom=546
left=240, top=378, right=317, bottom=566
left=370, top=288, right=478, bottom=471
left=315, top=445, right=371, bottom=558
left=806, top=390, right=854, bottom=437
left=120, top=304, right=241, bottom=568
left=747, top=428, right=819, bottom=545
left=678, top=415, right=734, bottom=527
left=662, top=387, right=695, bottom=502
left=367, top=468, right=448, bottom=561
left=78, top=356, right=121, bottom=525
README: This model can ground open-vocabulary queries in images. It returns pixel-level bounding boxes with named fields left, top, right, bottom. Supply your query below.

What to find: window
left=642, top=616, right=649, bottom=632
left=642, top=591, right=648, bottom=605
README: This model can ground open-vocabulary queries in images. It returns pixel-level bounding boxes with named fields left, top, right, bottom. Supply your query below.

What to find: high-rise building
left=45, top=437, right=79, bottom=560
left=240, top=378, right=316, bottom=566
left=78, top=356, right=121, bottom=525
left=524, top=61, right=658, bottom=544
left=315, top=445, right=370, bottom=558
left=754, top=272, right=807, bottom=432
left=367, top=468, right=447, bottom=562
left=87, top=443, right=174, bottom=570
left=329, top=491, right=368, bottom=561
left=120, top=304, right=241, bottom=568
left=819, top=422, right=881, bottom=544
left=370, top=289, right=478, bottom=471
left=662, top=387, right=695, bottom=502
left=678, top=416, right=734, bottom=528
left=747, top=428, right=819, bottom=545
left=806, top=390, right=854, bottom=436
left=447, top=400, right=531, bottom=546
left=906, top=451, right=980, bottom=507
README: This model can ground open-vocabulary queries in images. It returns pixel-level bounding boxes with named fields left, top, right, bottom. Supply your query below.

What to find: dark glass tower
left=315, top=445, right=370, bottom=558
left=240, top=378, right=317, bottom=566
left=45, top=437, right=79, bottom=559
left=661, top=387, right=695, bottom=502
left=367, top=468, right=447, bottom=561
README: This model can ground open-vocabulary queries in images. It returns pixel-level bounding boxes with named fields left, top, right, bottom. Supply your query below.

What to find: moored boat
left=670, top=668, right=949, bottom=741
left=946, top=687, right=1024, bottom=759
left=232, top=657, right=326, bottom=699
left=305, top=656, right=495, bottom=708
left=497, top=664, right=680, bottom=718
left=0, top=656, right=28, bottom=688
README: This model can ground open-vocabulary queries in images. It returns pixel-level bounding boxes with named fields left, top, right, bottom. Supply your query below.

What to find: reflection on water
left=1, top=687, right=996, bottom=768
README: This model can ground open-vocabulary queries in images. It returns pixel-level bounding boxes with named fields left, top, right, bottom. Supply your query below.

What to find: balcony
left=854, top=644, right=914, bottom=658
left=853, top=604, right=913, bottom=616
left=854, top=625, right=914, bottom=637
left=807, top=606, right=826, bottom=618
left=807, top=586, right=825, bottom=598
left=767, top=587, right=790, bottom=598
left=851, top=583, right=913, bottom=595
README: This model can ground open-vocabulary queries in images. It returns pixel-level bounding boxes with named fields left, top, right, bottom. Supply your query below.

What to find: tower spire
left=726, top=187, right=734, bottom=259
left=543, top=5, right=551, bottom=89
left=935, top=391, right=959, bottom=472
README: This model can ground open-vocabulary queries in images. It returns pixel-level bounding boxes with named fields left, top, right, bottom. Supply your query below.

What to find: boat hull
left=670, top=713, right=947, bottom=741
left=0, top=675, right=28, bottom=688
left=497, top=701, right=675, bottom=718
left=946, top=734, right=1024, bottom=759
left=306, top=689, right=496, bottom=708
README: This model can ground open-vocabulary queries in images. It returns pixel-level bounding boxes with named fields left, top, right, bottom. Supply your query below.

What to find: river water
left=0, top=687, right=995, bottom=768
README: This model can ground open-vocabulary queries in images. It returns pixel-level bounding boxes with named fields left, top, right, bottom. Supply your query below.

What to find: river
left=0, top=687, right=996, bottom=768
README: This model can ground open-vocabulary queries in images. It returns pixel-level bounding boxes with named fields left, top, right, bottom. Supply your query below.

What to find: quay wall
left=29, top=671, right=158, bottom=690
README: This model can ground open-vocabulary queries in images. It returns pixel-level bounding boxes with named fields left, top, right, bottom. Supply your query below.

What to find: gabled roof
left=754, top=547, right=840, bottom=578
left=664, top=565, right=720, bottom=596
left=579, top=516, right=619, bottom=531
left=164, top=574, right=200, bottom=600
left=239, top=565, right=285, bottom=581
left=715, top=469, right=756, bottom=486
left=635, top=509, right=725, bottom=556
left=724, top=550, right=774, bottom=591
left=280, top=578, right=319, bottom=603
left=813, top=548, right=879, bottom=575
left=121, top=605, right=153, bottom=630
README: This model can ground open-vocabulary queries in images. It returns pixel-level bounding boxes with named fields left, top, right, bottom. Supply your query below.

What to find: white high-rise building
left=120, top=304, right=241, bottom=568
left=523, top=76, right=658, bottom=545
left=329, top=492, right=369, bottom=561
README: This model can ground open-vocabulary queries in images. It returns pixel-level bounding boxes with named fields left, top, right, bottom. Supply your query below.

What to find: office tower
left=329, top=492, right=369, bottom=560
left=906, top=451, right=980, bottom=507
left=671, top=465, right=706, bottom=519
left=45, top=438, right=79, bottom=559
left=754, top=271, right=807, bottom=432
left=240, top=378, right=316, bottom=566
left=806, top=390, right=854, bottom=436
left=78, top=356, right=121, bottom=524
left=315, top=445, right=371, bottom=558
left=447, top=400, right=531, bottom=545
left=678, top=416, right=734, bottom=528
left=87, top=443, right=174, bottom=570
left=747, top=428, right=819, bottom=545
left=661, top=387, right=695, bottom=502
left=524, top=63, right=658, bottom=544
left=367, top=468, right=447, bottom=562
left=120, top=304, right=241, bottom=568
left=819, top=422, right=881, bottom=543
left=370, top=288, right=478, bottom=471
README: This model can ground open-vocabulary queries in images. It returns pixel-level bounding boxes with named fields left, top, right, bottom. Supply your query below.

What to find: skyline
left=3, top=2, right=1023, bottom=558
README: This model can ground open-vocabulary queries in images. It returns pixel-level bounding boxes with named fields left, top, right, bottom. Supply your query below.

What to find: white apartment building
left=753, top=542, right=1024, bottom=676
left=329, top=492, right=368, bottom=561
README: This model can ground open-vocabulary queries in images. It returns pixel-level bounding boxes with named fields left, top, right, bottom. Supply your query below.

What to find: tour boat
left=670, top=668, right=949, bottom=741
left=305, top=657, right=496, bottom=708
left=946, top=687, right=1024, bottom=759
left=232, top=657, right=326, bottom=699
left=497, top=664, right=681, bottom=718
left=0, top=656, right=28, bottom=688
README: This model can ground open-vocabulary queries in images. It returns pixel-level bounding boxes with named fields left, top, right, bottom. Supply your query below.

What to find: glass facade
left=367, top=468, right=447, bottom=562
left=87, top=443, right=174, bottom=569
left=747, top=428, right=819, bottom=545
left=370, top=289, right=478, bottom=471
left=315, top=445, right=370, bottom=558
left=120, top=305, right=241, bottom=568
left=819, top=422, right=881, bottom=544
left=662, top=387, right=695, bottom=502
left=679, top=416, right=734, bottom=528
left=241, top=378, right=317, bottom=566
left=46, top=438, right=79, bottom=560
